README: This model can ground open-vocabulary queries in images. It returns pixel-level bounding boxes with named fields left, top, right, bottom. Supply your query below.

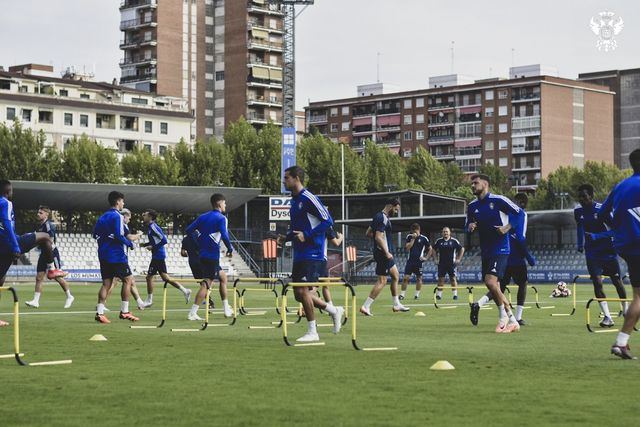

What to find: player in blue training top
left=361, top=198, right=410, bottom=316
left=432, top=227, right=465, bottom=301
left=466, top=174, right=522, bottom=333
left=600, top=149, right=640, bottom=359
left=575, top=183, right=627, bottom=328
left=93, top=191, right=140, bottom=324
left=141, top=209, right=191, bottom=308
left=185, top=193, right=234, bottom=321
left=473, top=193, right=536, bottom=325
left=24, top=205, right=74, bottom=309
left=399, top=223, right=433, bottom=301
left=276, top=166, right=344, bottom=342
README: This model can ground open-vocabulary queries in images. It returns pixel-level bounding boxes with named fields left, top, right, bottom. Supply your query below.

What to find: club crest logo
left=489, top=203, right=494, bottom=210
left=590, top=11, right=623, bottom=52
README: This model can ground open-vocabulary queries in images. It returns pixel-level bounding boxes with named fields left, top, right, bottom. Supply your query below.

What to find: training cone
left=415, top=311, right=426, bottom=317
left=89, top=334, right=108, bottom=341
left=430, top=360, right=455, bottom=371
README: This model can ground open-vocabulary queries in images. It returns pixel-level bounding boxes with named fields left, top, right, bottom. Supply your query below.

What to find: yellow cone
left=89, top=334, right=108, bottom=341
left=430, top=360, right=455, bottom=370
left=415, top=311, right=426, bottom=317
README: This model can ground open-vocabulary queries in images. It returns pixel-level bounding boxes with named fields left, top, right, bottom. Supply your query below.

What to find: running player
left=432, top=227, right=464, bottom=301
left=575, top=183, right=627, bottom=327
left=185, top=193, right=234, bottom=321
left=181, top=232, right=203, bottom=280
left=277, top=166, right=344, bottom=342
left=466, top=174, right=521, bottom=333
left=0, top=180, right=21, bottom=327
left=141, top=209, right=191, bottom=307
left=93, top=191, right=140, bottom=323
left=399, top=223, right=432, bottom=300
left=360, top=198, right=410, bottom=316
left=25, top=206, right=74, bottom=309
left=601, top=149, right=640, bottom=359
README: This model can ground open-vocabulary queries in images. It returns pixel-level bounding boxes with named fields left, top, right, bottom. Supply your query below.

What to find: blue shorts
left=481, top=254, right=509, bottom=279
left=319, top=260, right=329, bottom=278
left=586, top=258, right=621, bottom=280
left=188, top=257, right=203, bottom=280
left=292, top=260, right=323, bottom=282
left=18, top=233, right=38, bottom=254
left=99, top=261, right=132, bottom=281
left=147, top=259, right=167, bottom=276
left=374, top=253, right=396, bottom=276
left=200, top=258, right=221, bottom=280
left=404, top=261, right=423, bottom=277
left=37, top=247, right=61, bottom=272
left=437, top=263, right=457, bottom=278
left=620, top=254, right=640, bottom=287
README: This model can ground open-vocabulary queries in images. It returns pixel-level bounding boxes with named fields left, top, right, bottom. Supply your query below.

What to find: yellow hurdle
left=585, top=297, right=636, bottom=333
left=432, top=286, right=474, bottom=309
left=233, top=277, right=290, bottom=329
left=550, top=275, right=579, bottom=317
left=170, top=279, right=237, bottom=332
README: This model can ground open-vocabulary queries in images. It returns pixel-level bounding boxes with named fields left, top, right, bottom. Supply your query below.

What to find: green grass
left=0, top=280, right=637, bottom=426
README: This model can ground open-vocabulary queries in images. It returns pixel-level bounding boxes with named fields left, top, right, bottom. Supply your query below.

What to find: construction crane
left=268, top=0, right=314, bottom=128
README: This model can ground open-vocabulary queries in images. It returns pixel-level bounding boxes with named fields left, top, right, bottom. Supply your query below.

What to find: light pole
left=340, top=140, right=346, bottom=276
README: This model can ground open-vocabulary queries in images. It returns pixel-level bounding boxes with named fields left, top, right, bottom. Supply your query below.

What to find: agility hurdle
left=529, top=286, right=555, bottom=310
left=503, top=285, right=550, bottom=310
left=549, top=275, right=579, bottom=316
left=232, top=277, right=293, bottom=329
left=432, top=286, right=473, bottom=309
left=130, top=281, right=170, bottom=329
left=170, top=278, right=238, bottom=332
left=280, top=281, right=397, bottom=351
left=585, top=298, right=634, bottom=333
left=0, top=287, right=72, bottom=366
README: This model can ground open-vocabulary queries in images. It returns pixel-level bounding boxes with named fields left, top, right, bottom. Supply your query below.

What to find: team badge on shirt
left=489, top=203, right=494, bottom=210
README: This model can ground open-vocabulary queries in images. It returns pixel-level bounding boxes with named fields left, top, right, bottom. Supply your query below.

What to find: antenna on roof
left=450, top=41, right=455, bottom=73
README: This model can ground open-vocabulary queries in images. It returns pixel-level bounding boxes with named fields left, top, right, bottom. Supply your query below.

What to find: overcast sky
left=1, top=0, right=638, bottom=109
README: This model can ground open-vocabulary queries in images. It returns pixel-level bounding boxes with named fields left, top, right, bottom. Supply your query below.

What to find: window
left=131, top=98, right=148, bottom=105
left=38, top=110, right=53, bottom=124
left=159, top=145, right=167, bottom=156
left=416, top=98, right=424, bottom=108
left=485, top=124, right=494, bottom=134
left=485, top=107, right=494, bottom=117
left=144, top=144, right=152, bottom=153
left=499, top=139, right=508, bottom=150
left=341, top=106, right=349, bottom=116
left=485, top=90, right=494, bottom=100
left=64, top=113, right=73, bottom=126
left=485, top=140, right=494, bottom=150
left=499, top=157, right=508, bottom=167
left=145, top=121, right=153, bottom=133
left=403, top=131, right=412, bottom=141
left=341, top=122, right=349, bottom=131
left=498, top=90, right=508, bottom=99
left=330, top=107, right=338, bottom=117
left=533, top=104, right=540, bottom=116
left=6, top=107, right=16, bottom=120
left=404, top=99, right=412, bottom=109
left=403, top=115, right=412, bottom=125
left=160, top=122, right=168, bottom=135
left=215, top=71, right=224, bottom=81
left=416, top=114, right=424, bottom=124
left=498, top=123, right=508, bottom=133
left=485, top=158, right=494, bottom=165
left=80, top=93, right=90, bottom=100
left=416, top=130, right=425, bottom=140
left=22, top=109, right=32, bottom=122
left=80, top=114, right=88, bottom=127
left=96, top=114, right=115, bottom=129
left=498, top=106, right=508, bottom=116
left=59, top=89, right=68, bottom=97
left=18, top=86, right=28, bottom=93
left=330, top=123, right=338, bottom=132
left=121, top=115, right=138, bottom=131
left=0, top=80, right=10, bottom=90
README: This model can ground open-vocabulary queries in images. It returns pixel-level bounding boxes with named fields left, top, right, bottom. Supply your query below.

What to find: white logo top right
left=590, top=11, right=624, bottom=52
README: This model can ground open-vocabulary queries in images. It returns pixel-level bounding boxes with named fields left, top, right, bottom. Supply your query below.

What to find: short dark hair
left=577, top=184, right=594, bottom=197
left=470, top=174, right=491, bottom=184
left=514, top=193, right=528, bottom=204
left=630, top=149, right=640, bottom=173
left=38, top=205, right=51, bottom=215
left=210, top=193, right=226, bottom=208
left=385, top=198, right=400, bottom=207
left=284, top=165, right=305, bottom=184
left=410, top=223, right=420, bottom=232
left=0, top=179, right=11, bottom=194
left=108, top=191, right=125, bottom=207
left=144, top=209, right=157, bottom=220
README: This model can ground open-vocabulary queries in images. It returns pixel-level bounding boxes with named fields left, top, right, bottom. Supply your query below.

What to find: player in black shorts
left=399, top=223, right=432, bottom=300
left=432, top=227, right=464, bottom=300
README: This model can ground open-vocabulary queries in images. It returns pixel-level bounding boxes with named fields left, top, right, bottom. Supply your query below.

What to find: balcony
left=120, top=0, right=156, bottom=10
left=119, top=36, right=156, bottom=49
left=377, top=139, right=401, bottom=148
left=511, top=115, right=541, bottom=136
left=377, top=107, right=400, bottom=115
left=512, top=92, right=541, bottom=103
left=247, top=94, right=282, bottom=107
left=377, top=126, right=401, bottom=132
left=308, top=114, right=328, bottom=124
left=511, top=164, right=541, bottom=172
left=120, top=16, right=157, bottom=31
left=428, top=120, right=454, bottom=128
left=247, top=76, right=282, bottom=89
left=455, top=147, right=482, bottom=157
left=246, top=112, right=282, bottom=125
left=119, top=56, right=157, bottom=67
left=432, top=152, right=455, bottom=160
left=512, top=143, right=541, bottom=154
left=120, top=72, right=157, bottom=83
left=247, top=1, right=285, bottom=16
left=352, top=126, right=374, bottom=136
left=428, top=135, right=455, bottom=145
left=248, top=20, right=284, bottom=33
left=428, top=102, right=456, bottom=111
left=248, top=39, right=283, bottom=52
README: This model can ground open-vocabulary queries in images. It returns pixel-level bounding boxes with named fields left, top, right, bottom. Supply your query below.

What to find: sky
left=1, top=0, right=638, bottom=109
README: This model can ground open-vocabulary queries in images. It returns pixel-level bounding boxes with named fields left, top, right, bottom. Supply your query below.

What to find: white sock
left=400, top=290, right=406, bottom=298
left=477, top=295, right=490, bottom=307
left=64, top=290, right=72, bottom=298
left=508, top=311, right=517, bottom=323
left=415, top=290, right=421, bottom=297
left=148, top=294, right=153, bottom=303
left=498, top=304, right=507, bottom=320
left=308, top=320, right=317, bottom=333
left=178, top=285, right=188, bottom=294
left=97, top=303, right=105, bottom=315
left=436, top=290, right=443, bottom=298
left=452, top=289, right=458, bottom=296
left=392, top=295, right=400, bottom=306
left=324, top=302, right=337, bottom=315
left=222, top=299, right=230, bottom=309
left=121, top=301, right=129, bottom=313
left=363, top=297, right=374, bottom=309
left=33, top=292, right=41, bottom=303
left=136, top=297, right=145, bottom=306
left=47, top=263, right=54, bottom=270
left=599, top=301, right=612, bottom=318
left=190, top=304, right=199, bottom=316
left=325, top=300, right=333, bottom=306
left=516, top=305, right=524, bottom=321
left=616, top=332, right=630, bottom=347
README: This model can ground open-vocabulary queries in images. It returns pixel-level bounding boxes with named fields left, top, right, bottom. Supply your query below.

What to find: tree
left=58, top=135, right=121, bottom=183
left=255, top=123, right=282, bottom=193
left=0, top=121, right=61, bottom=181
left=405, top=147, right=447, bottom=193
left=224, top=118, right=260, bottom=188
left=121, top=147, right=182, bottom=186
left=363, top=141, right=410, bottom=192
left=175, top=138, right=233, bottom=187
left=297, top=133, right=341, bottom=193
left=479, top=163, right=511, bottom=195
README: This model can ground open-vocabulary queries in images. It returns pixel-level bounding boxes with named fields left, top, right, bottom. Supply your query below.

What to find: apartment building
left=305, top=66, right=614, bottom=189
left=0, top=64, right=192, bottom=156
left=579, top=67, right=640, bottom=169
left=119, top=0, right=285, bottom=140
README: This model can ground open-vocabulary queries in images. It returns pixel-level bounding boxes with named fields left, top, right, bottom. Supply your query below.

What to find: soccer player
left=473, top=193, right=535, bottom=325
left=575, top=183, right=627, bottom=327
left=0, top=180, right=21, bottom=327
left=276, top=166, right=344, bottom=342
left=93, top=191, right=140, bottom=324
left=185, top=193, right=235, bottom=321
left=432, top=227, right=464, bottom=301
left=466, top=174, right=521, bottom=333
left=360, top=198, right=410, bottom=316
left=319, top=225, right=343, bottom=305
left=25, top=206, right=74, bottom=309
left=141, top=209, right=191, bottom=307
left=601, top=149, right=640, bottom=359
left=181, top=232, right=203, bottom=280
left=399, top=223, right=432, bottom=300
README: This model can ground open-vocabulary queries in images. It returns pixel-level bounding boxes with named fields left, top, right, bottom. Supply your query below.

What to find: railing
left=512, top=92, right=541, bottom=101
left=120, top=0, right=156, bottom=9
left=428, top=134, right=454, bottom=142
left=120, top=16, right=156, bottom=30
left=247, top=95, right=282, bottom=105
left=512, top=144, right=541, bottom=153
left=248, top=39, right=283, bottom=50
left=248, top=20, right=284, bottom=31
left=376, top=126, right=400, bottom=132
left=119, top=56, right=157, bottom=66
left=377, top=108, right=400, bottom=115
left=352, top=109, right=375, bottom=117
left=247, top=112, right=282, bottom=123
left=308, top=114, right=328, bottom=123
left=377, top=139, right=401, bottom=147
left=455, top=147, right=482, bottom=156
left=428, top=102, right=456, bottom=109
left=120, top=73, right=157, bottom=83
left=511, top=115, right=541, bottom=135
left=247, top=1, right=285, bottom=14
left=247, top=77, right=283, bottom=87
left=428, top=120, right=453, bottom=127
left=229, top=230, right=261, bottom=276
left=119, top=36, right=155, bottom=48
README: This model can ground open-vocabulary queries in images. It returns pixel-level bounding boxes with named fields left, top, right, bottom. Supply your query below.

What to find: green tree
left=58, top=135, right=121, bottom=183
left=121, top=147, right=182, bottom=185
left=363, top=141, right=410, bottom=192
left=297, top=133, right=341, bottom=193
left=405, top=147, right=447, bottom=193
left=255, top=123, right=282, bottom=193
left=224, top=118, right=260, bottom=188
left=0, top=121, right=61, bottom=181
left=175, top=138, right=232, bottom=186
left=479, top=163, right=511, bottom=195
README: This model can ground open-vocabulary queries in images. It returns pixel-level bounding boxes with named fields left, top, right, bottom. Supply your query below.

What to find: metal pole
left=341, top=142, right=346, bottom=276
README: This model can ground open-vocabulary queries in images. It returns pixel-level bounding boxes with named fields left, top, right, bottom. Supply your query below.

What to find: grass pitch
left=0, top=280, right=637, bottom=426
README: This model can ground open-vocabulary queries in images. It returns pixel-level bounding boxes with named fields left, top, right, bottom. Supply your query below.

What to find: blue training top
left=0, top=196, right=20, bottom=255
left=598, top=172, right=640, bottom=256
left=574, top=201, right=616, bottom=260
left=285, top=188, right=333, bottom=262
left=406, top=234, right=430, bottom=263
left=466, top=193, right=522, bottom=256
left=371, top=211, right=393, bottom=257
left=147, top=221, right=168, bottom=260
left=185, top=210, right=233, bottom=261
left=433, top=237, right=462, bottom=266
left=93, top=208, right=133, bottom=263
